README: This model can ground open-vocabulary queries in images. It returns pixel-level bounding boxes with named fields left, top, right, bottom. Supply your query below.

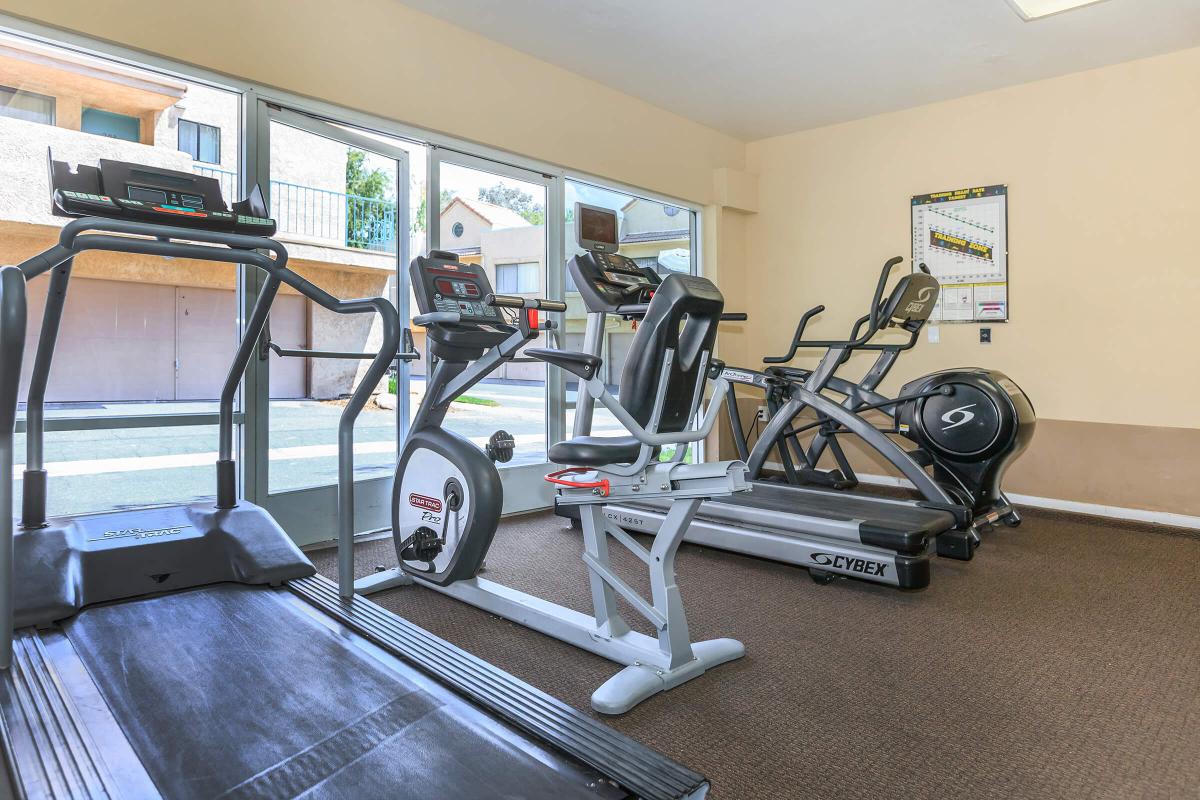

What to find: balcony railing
left=195, top=166, right=397, bottom=253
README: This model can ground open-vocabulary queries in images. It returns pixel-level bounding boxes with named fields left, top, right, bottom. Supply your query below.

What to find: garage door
left=176, top=288, right=307, bottom=400
left=20, top=278, right=308, bottom=403
left=176, top=286, right=238, bottom=401
left=20, top=277, right=176, bottom=403
left=266, top=294, right=307, bottom=399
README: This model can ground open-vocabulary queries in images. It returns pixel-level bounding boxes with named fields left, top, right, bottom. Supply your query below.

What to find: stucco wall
left=0, top=115, right=195, bottom=226
left=439, top=201, right=488, bottom=250
left=152, top=81, right=240, bottom=177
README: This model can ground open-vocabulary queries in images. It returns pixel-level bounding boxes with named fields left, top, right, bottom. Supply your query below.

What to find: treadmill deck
left=629, top=480, right=955, bottom=551
left=0, top=583, right=632, bottom=800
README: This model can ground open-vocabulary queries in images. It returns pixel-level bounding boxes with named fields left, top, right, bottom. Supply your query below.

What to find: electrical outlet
left=757, top=406, right=770, bottom=422
left=980, top=327, right=992, bottom=344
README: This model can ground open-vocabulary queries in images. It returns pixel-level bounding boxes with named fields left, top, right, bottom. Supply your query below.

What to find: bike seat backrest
left=619, top=273, right=724, bottom=434
left=877, top=272, right=939, bottom=330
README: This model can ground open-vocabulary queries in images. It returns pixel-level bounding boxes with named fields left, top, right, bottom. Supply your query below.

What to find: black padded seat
left=549, top=435, right=646, bottom=467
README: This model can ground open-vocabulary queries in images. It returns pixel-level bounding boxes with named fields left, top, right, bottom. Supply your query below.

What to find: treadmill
left=558, top=204, right=963, bottom=590
left=0, top=158, right=710, bottom=800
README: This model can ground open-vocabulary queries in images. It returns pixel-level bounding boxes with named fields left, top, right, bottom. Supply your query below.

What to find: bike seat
left=549, top=435, right=647, bottom=467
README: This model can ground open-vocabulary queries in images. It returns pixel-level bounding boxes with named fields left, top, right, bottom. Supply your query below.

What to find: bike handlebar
left=485, top=293, right=568, bottom=312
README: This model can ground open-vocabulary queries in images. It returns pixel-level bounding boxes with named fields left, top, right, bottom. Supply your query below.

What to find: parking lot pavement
left=14, top=380, right=626, bottom=518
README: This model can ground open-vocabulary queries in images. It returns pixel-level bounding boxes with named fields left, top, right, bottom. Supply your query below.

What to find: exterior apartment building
left=0, top=35, right=395, bottom=403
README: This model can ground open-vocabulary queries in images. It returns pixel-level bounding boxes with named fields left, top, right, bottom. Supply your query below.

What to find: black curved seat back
left=878, top=272, right=939, bottom=330
left=619, top=273, right=724, bottom=434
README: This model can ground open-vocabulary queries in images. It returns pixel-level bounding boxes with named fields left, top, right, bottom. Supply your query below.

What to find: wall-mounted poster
left=911, top=185, right=1008, bottom=323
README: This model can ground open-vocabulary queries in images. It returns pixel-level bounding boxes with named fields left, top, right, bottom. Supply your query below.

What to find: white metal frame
left=0, top=14, right=706, bottom=538
left=251, top=100, right=412, bottom=544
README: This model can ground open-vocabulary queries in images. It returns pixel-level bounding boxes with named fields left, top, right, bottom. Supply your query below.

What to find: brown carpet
left=309, top=509, right=1200, bottom=799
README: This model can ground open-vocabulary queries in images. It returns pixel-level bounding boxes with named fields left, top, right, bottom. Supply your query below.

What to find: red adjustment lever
left=544, top=467, right=610, bottom=497
left=526, top=308, right=539, bottom=328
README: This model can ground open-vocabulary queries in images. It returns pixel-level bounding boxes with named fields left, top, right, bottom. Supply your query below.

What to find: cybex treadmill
left=559, top=204, right=961, bottom=589
left=0, top=158, right=710, bottom=799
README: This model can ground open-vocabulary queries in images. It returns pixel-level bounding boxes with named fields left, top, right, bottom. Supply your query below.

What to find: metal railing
left=195, top=166, right=397, bottom=253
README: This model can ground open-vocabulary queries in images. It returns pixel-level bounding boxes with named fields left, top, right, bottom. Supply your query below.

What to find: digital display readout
left=435, top=277, right=481, bottom=298
left=128, top=186, right=168, bottom=204
left=580, top=206, right=617, bottom=247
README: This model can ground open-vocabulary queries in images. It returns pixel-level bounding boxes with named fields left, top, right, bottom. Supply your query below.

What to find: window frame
left=495, top=261, right=540, bottom=294
left=178, top=118, right=222, bottom=164
left=80, top=106, right=141, bottom=142
left=0, top=83, right=55, bottom=125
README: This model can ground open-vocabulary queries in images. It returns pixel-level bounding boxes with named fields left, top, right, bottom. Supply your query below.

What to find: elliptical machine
left=357, top=250, right=748, bottom=714
left=739, top=256, right=1036, bottom=542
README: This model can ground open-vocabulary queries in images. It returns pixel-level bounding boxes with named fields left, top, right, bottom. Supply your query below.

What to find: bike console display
left=411, top=250, right=514, bottom=360
left=569, top=203, right=660, bottom=314
left=49, top=155, right=276, bottom=236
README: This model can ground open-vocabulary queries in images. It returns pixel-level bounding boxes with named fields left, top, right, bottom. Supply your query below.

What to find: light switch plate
left=927, top=325, right=940, bottom=343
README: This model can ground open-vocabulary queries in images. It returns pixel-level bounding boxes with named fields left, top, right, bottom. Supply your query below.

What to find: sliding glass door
left=429, top=149, right=564, bottom=511
left=249, top=102, right=412, bottom=545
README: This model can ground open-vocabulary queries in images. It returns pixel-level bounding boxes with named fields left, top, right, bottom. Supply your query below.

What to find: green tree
left=345, top=150, right=392, bottom=249
left=478, top=183, right=545, bottom=225
left=415, top=189, right=454, bottom=233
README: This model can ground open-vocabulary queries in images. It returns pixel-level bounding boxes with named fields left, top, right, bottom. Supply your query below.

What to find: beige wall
left=742, top=46, right=1200, bottom=429
left=738, top=46, right=1200, bottom=514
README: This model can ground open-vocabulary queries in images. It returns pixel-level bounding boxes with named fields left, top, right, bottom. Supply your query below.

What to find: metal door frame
left=246, top=97, right=411, bottom=545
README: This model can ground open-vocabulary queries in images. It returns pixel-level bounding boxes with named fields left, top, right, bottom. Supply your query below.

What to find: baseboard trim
left=757, top=460, right=1200, bottom=530
left=853, top=472, right=1200, bottom=531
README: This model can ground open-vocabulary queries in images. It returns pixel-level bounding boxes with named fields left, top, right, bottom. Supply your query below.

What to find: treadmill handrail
left=0, top=266, right=26, bottom=669
left=11, top=214, right=401, bottom=601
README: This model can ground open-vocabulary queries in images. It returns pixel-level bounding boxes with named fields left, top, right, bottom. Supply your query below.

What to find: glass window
left=81, top=107, right=140, bottom=142
left=0, top=85, right=55, bottom=125
left=564, top=178, right=697, bottom=461
left=495, top=262, right=539, bottom=293
left=267, top=120, right=423, bottom=493
left=178, top=119, right=221, bottom=164
left=3, top=27, right=245, bottom=520
left=434, top=160, right=549, bottom=468
left=15, top=425, right=221, bottom=518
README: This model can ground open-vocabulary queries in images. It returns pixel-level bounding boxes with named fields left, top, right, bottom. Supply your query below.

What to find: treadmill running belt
left=62, top=585, right=617, bottom=800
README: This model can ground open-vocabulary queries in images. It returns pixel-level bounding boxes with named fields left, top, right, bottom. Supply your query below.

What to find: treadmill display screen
left=579, top=206, right=617, bottom=248
left=128, top=186, right=168, bottom=204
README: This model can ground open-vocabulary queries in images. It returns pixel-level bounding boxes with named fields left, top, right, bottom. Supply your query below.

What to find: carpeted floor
left=309, top=509, right=1200, bottom=799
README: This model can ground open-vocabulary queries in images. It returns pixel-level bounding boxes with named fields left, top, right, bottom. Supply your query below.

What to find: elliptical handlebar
left=762, top=255, right=910, bottom=365
left=762, top=304, right=826, bottom=363
left=868, top=256, right=905, bottom=333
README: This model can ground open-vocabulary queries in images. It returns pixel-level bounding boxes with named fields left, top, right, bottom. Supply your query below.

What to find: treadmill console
left=569, top=203, right=660, bottom=314
left=49, top=154, right=276, bottom=236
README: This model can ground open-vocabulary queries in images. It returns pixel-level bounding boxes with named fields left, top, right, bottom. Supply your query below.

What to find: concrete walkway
left=15, top=379, right=626, bottom=518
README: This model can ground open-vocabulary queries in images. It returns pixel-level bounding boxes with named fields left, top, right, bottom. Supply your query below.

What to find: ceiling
left=396, top=0, right=1200, bottom=140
